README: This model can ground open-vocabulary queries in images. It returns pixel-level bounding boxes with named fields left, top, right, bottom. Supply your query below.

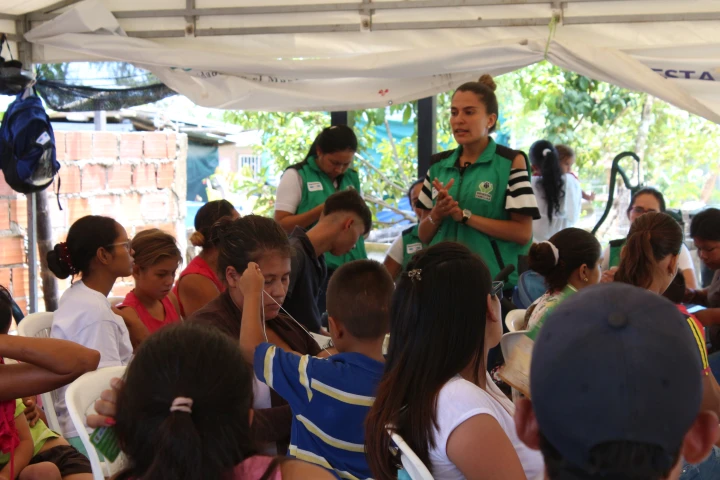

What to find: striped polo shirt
left=254, top=343, right=384, bottom=480
left=677, top=305, right=710, bottom=376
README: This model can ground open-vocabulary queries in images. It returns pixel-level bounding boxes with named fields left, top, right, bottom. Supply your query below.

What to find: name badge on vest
left=406, top=243, right=422, bottom=254
left=307, top=182, right=323, bottom=192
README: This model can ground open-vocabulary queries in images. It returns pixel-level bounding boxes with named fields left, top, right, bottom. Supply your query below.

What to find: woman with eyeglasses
left=601, top=187, right=697, bottom=289
left=46, top=215, right=135, bottom=455
left=274, top=125, right=368, bottom=312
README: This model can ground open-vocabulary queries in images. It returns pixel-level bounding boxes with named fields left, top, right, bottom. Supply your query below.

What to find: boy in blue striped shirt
left=239, top=259, right=393, bottom=480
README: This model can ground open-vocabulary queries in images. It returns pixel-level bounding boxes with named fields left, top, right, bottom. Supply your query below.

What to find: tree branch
left=354, top=153, right=405, bottom=193
left=384, top=113, right=410, bottom=185
left=363, top=194, right=415, bottom=222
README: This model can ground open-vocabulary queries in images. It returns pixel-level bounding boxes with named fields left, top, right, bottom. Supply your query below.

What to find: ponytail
left=530, top=140, right=565, bottom=222
left=615, top=212, right=682, bottom=289
left=528, top=228, right=600, bottom=291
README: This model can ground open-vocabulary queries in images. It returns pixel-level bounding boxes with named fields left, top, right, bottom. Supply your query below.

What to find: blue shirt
left=254, top=343, right=384, bottom=480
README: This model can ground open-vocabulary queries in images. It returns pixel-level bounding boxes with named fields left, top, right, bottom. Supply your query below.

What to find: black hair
left=304, top=125, right=358, bottom=162
left=47, top=215, right=119, bottom=279
left=326, top=260, right=393, bottom=339
left=0, top=285, right=12, bottom=335
left=323, top=189, right=372, bottom=235
left=690, top=208, right=720, bottom=242
left=210, top=215, right=293, bottom=282
left=407, top=179, right=423, bottom=204
left=628, top=188, right=666, bottom=215
left=453, top=74, right=499, bottom=133
left=190, top=200, right=236, bottom=249
left=539, top=433, right=678, bottom=480
left=529, top=228, right=601, bottom=292
left=366, top=242, right=493, bottom=479
left=115, top=323, right=257, bottom=480
left=530, top=140, right=565, bottom=222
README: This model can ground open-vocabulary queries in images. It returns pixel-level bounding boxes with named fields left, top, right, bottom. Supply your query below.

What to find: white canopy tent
left=1, top=0, right=719, bottom=121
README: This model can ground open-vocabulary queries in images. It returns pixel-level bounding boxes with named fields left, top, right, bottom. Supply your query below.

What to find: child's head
left=690, top=208, right=720, bottom=271
left=528, top=228, right=602, bottom=292
left=325, top=259, right=393, bottom=350
left=555, top=144, right=575, bottom=175
left=0, top=285, right=12, bottom=335
left=47, top=215, right=134, bottom=281
left=189, top=200, right=239, bottom=250
left=115, top=322, right=255, bottom=480
left=321, top=189, right=372, bottom=257
left=130, top=229, right=182, bottom=300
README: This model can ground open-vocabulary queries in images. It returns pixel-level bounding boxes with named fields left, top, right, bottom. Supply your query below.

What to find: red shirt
left=173, top=256, right=225, bottom=317
left=677, top=304, right=710, bottom=376
left=119, top=290, right=181, bottom=334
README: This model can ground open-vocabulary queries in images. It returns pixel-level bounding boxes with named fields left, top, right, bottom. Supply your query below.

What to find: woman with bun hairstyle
left=47, top=215, right=134, bottom=450
left=416, top=75, right=540, bottom=291
left=529, top=140, right=582, bottom=242
left=523, top=228, right=601, bottom=332
left=174, top=199, right=239, bottom=317
left=188, top=215, right=323, bottom=454
left=116, top=228, right=182, bottom=348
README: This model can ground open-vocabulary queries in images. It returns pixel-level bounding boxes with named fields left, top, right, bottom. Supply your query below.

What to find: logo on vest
left=406, top=243, right=422, bottom=254
left=307, top=182, right=323, bottom=192
left=475, top=181, right=493, bottom=201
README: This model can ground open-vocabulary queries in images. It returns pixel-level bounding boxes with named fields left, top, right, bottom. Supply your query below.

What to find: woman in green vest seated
left=600, top=187, right=697, bottom=289
left=274, top=125, right=367, bottom=311
left=383, top=179, right=428, bottom=279
left=416, top=75, right=540, bottom=290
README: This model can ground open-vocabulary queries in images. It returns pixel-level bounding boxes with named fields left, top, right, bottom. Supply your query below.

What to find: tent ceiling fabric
left=3, top=0, right=720, bottom=120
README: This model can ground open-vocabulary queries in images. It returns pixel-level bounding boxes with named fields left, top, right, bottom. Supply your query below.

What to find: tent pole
left=417, top=96, right=437, bottom=179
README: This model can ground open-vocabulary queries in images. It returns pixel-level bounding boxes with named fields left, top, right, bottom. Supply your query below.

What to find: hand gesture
left=450, top=208, right=463, bottom=223
left=87, top=377, right=123, bottom=428
left=239, top=262, right=265, bottom=297
left=600, top=267, right=618, bottom=284
left=22, top=397, right=40, bottom=427
left=431, top=178, right=458, bottom=221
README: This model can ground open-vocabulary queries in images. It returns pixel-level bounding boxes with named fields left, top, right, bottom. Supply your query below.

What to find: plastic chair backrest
left=108, top=296, right=124, bottom=307
left=16, top=312, right=62, bottom=433
left=65, top=366, right=127, bottom=480
left=388, top=430, right=434, bottom=480
left=505, top=309, right=527, bottom=332
left=501, top=331, right=530, bottom=360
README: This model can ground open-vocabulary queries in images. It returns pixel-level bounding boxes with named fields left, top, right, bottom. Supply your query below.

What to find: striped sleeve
left=416, top=170, right=434, bottom=210
left=686, top=316, right=710, bottom=376
left=253, top=342, right=314, bottom=408
left=506, top=168, right=541, bottom=219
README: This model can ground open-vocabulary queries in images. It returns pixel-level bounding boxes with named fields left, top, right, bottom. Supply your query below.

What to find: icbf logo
left=475, top=181, right=493, bottom=201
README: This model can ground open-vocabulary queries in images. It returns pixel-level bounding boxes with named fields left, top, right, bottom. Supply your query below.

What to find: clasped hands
left=430, top=179, right=463, bottom=223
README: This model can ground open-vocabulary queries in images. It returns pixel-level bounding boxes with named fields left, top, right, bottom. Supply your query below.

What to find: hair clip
left=408, top=269, right=422, bottom=282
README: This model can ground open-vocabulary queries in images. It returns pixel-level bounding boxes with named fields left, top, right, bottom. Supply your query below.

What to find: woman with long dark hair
left=365, top=242, right=543, bottom=480
left=529, top=141, right=582, bottom=242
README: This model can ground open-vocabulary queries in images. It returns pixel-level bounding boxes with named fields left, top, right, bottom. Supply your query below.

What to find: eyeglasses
left=491, top=281, right=504, bottom=300
left=631, top=206, right=658, bottom=215
left=106, top=240, right=131, bottom=251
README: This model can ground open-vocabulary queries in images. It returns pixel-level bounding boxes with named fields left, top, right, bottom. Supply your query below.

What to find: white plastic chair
left=108, top=296, right=125, bottom=307
left=501, top=330, right=530, bottom=360
left=505, top=309, right=527, bottom=332
left=66, top=366, right=127, bottom=480
left=387, top=430, right=434, bottom=480
left=16, top=312, right=62, bottom=433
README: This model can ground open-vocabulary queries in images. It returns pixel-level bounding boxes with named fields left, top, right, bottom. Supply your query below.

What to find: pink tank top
left=119, top=291, right=181, bottom=334
left=173, top=256, right=225, bottom=316
left=232, top=456, right=281, bottom=480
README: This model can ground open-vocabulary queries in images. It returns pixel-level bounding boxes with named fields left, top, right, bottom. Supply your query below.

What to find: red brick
left=140, top=192, right=170, bottom=222
left=0, top=268, right=10, bottom=288
left=144, top=133, right=168, bottom=159
left=117, top=194, right=143, bottom=225
left=65, top=132, right=93, bottom=161
left=67, top=198, right=92, bottom=224
left=92, top=132, right=119, bottom=160
left=58, top=164, right=81, bottom=195
left=167, top=133, right=177, bottom=159
left=54, top=131, right=67, bottom=162
left=11, top=267, right=28, bottom=298
left=0, top=200, right=9, bottom=231
left=10, top=198, right=27, bottom=229
left=0, top=237, right=24, bottom=265
left=157, top=163, right=175, bottom=189
left=0, top=171, right=14, bottom=197
left=108, top=164, right=133, bottom=190
left=81, top=165, right=107, bottom=192
left=134, top=164, right=156, bottom=189
left=120, top=133, right=144, bottom=159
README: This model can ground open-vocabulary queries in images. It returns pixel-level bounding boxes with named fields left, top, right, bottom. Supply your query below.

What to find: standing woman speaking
left=275, top=125, right=367, bottom=310
left=417, top=75, right=540, bottom=289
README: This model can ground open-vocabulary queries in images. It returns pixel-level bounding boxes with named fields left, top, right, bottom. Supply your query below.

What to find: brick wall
left=0, top=131, right=188, bottom=314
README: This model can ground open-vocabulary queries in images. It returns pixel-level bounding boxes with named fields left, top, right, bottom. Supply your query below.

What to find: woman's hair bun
left=528, top=242, right=557, bottom=277
left=47, top=244, right=71, bottom=280
left=477, top=74, right=497, bottom=92
left=189, top=231, right=205, bottom=248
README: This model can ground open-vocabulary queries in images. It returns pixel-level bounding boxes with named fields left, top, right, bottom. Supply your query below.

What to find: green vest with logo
left=401, top=225, right=425, bottom=269
left=426, top=139, right=531, bottom=288
left=608, top=238, right=626, bottom=268
left=291, top=155, right=367, bottom=270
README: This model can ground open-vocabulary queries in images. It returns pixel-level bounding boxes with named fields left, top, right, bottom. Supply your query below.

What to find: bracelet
left=428, top=215, right=436, bottom=225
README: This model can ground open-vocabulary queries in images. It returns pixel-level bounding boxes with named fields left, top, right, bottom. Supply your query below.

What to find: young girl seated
left=116, top=229, right=182, bottom=347
left=90, top=323, right=333, bottom=480
left=365, top=242, right=543, bottom=480
left=524, top=228, right=602, bottom=331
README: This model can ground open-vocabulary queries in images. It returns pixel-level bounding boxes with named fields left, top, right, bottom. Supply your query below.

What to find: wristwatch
left=462, top=209, right=472, bottom=224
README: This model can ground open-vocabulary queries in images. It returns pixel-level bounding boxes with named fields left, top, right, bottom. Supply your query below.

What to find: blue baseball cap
left=531, top=283, right=703, bottom=473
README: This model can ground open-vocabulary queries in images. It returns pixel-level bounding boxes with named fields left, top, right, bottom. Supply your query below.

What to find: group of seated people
left=1, top=176, right=719, bottom=479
